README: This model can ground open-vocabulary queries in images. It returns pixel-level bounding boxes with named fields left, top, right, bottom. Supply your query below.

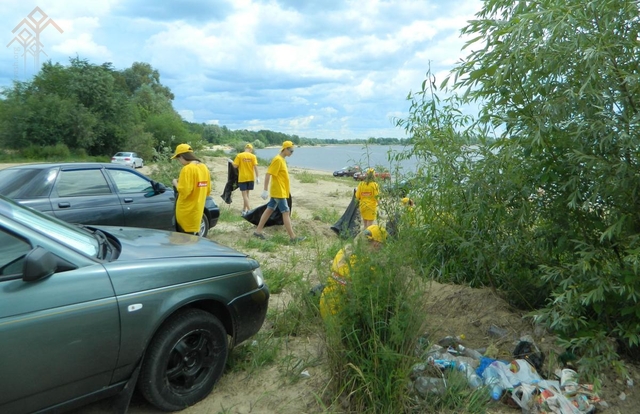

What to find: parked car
left=0, top=163, right=219, bottom=237
left=0, top=193, right=269, bottom=413
left=353, top=170, right=391, bottom=181
left=333, top=165, right=361, bottom=177
left=111, top=151, right=144, bottom=168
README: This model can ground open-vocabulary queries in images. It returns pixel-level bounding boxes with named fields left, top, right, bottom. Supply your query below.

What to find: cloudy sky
left=1, top=0, right=483, bottom=140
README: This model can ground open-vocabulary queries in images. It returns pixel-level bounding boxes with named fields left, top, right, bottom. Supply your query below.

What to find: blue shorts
left=238, top=182, right=254, bottom=191
left=266, top=197, right=290, bottom=213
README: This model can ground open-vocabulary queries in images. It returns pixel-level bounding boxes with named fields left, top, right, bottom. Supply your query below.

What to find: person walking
left=356, top=168, right=380, bottom=230
left=171, top=143, right=211, bottom=235
left=233, top=143, right=260, bottom=214
left=253, top=140, right=305, bottom=243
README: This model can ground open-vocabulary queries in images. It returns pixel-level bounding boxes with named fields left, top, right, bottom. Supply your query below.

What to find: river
left=253, top=144, right=419, bottom=173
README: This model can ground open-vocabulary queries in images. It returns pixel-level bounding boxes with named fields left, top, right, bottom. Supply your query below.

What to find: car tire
left=199, top=214, right=210, bottom=237
left=138, top=309, right=228, bottom=411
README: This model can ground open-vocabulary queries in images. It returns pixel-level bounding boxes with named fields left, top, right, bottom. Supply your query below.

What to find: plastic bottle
left=482, top=364, right=505, bottom=400
left=458, top=344, right=484, bottom=360
left=427, top=356, right=457, bottom=370
left=458, top=362, right=482, bottom=388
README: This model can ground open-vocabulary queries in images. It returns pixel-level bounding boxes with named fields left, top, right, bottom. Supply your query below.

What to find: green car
left=0, top=194, right=269, bottom=413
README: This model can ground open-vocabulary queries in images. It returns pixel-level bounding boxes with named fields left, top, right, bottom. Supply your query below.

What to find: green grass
left=313, top=207, right=341, bottom=224
left=295, top=171, right=319, bottom=183
left=242, top=238, right=279, bottom=252
left=225, top=330, right=282, bottom=374
left=262, top=265, right=303, bottom=294
left=218, top=207, right=246, bottom=223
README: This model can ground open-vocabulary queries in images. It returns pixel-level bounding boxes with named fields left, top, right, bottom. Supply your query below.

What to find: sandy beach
left=2, top=158, right=637, bottom=414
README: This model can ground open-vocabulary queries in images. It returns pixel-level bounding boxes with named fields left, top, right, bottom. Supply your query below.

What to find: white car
left=111, top=152, right=143, bottom=168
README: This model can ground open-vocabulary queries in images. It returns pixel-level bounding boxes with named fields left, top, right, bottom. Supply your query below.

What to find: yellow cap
left=171, top=143, right=193, bottom=159
left=245, top=143, right=253, bottom=149
left=363, top=225, right=387, bottom=243
left=281, top=140, right=294, bottom=151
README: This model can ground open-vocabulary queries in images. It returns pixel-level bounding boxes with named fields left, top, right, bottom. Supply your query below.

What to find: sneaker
left=290, top=236, right=306, bottom=244
left=253, top=232, right=266, bottom=240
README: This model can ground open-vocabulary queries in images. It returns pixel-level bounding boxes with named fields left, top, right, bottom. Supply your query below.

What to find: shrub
left=322, top=236, right=426, bottom=412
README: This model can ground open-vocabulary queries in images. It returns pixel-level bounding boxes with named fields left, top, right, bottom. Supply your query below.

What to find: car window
left=0, top=227, right=32, bottom=277
left=108, top=169, right=152, bottom=194
left=56, top=170, right=112, bottom=197
left=0, top=168, right=56, bottom=198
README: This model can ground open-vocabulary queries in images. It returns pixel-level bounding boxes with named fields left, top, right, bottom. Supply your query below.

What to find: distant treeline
left=0, top=57, right=407, bottom=161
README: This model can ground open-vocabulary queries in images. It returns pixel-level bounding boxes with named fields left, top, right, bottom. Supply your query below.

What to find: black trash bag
left=330, top=189, right=361, bottom=239
left=513, top=341, right=545, bottom=374
left=220, top=160, right=238, bottom=205
left=242, top=195, right=293, bottom=227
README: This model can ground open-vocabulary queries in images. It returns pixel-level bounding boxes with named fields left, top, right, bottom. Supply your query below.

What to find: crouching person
left=319, top=225, right=387, bottom=319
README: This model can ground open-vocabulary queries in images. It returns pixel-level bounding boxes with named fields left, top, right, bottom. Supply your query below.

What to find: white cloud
left=53, top=33, right=111, bottom=60
left=0, top=0, right=486, bottom=140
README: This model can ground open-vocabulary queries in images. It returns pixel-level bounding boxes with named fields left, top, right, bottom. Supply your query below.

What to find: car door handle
left=124, top=198, right=133, bottom=203
left=58, top=202, right=71, bottom=208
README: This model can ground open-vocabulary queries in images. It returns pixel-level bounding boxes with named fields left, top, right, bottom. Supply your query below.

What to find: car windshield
left=114, top=152, right=131, bottom=157
left=0, top=194, right=99, bottom=256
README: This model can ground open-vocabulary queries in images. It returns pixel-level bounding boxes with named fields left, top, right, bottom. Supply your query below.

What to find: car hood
left=98, top=226, right=245, bottom=260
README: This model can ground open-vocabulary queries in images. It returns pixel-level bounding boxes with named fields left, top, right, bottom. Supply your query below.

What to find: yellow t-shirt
left=356, top=181, right=380, bottom=220
left=267, top=155, right=290, bottom=198
left=233, top=152, right=258, bottom=183
left=176, top=162, right=211, bottom=233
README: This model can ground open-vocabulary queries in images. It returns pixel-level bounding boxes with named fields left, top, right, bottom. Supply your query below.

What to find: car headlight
left=252, top=267, right=264, bottom=287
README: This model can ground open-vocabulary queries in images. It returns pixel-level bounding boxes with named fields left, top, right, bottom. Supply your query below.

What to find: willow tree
left=398, top=0, right=640, bottom=374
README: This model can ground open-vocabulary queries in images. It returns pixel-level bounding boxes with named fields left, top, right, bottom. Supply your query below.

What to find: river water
left=253, top=144, right=419, bottom=174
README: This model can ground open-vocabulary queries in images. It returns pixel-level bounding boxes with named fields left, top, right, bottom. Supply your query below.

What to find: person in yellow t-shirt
left=171, top=143, right=211, bottom=235
left=233, top=143, right=260, bottom=214
left=319, top=224, right=387, bottom=319
left=356, top=168, right=380, bottom=229
left=253, top=140, right=304, bottom=243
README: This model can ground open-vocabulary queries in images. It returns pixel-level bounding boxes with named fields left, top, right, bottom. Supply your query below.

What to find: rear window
left=0, top=168, right=56, bottom=199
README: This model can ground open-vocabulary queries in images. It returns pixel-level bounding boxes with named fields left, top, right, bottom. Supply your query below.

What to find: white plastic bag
left=510, top=359, right=542, bottom=384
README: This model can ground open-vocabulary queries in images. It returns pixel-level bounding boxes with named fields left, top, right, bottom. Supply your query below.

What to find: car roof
left=1, top=162, right=132, bottom=170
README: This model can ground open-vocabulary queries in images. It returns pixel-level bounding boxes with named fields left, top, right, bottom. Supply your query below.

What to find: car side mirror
left=146, top=181, right=167, bottom=197
left=23, top=247, right=57, bottom=282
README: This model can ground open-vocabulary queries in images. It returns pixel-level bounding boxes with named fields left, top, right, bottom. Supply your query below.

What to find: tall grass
left=321, top=235, right=427, bottom=413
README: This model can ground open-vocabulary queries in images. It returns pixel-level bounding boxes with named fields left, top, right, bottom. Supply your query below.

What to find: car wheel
left=138, top=309, right=228, bottom=411
left=198, top=214, right=210, bottom=237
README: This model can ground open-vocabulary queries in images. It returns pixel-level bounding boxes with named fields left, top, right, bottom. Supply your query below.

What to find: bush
left=323, top=237, right=426, bottom=412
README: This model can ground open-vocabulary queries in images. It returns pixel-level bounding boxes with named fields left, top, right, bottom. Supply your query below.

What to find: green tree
left=398, top=0, right=640, bottom=376
left=120, top=62, right=174, bottom=100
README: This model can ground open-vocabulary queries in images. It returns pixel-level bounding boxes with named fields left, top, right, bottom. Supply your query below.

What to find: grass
left=218, top=206, right=246, bottom=223
left=295, top=171, right=319, bottom=183
left=225, top=330, right=282, bottom=374
left=242, top=238, right=280, bottom=252
left=313, top=207, right=341, bottom=224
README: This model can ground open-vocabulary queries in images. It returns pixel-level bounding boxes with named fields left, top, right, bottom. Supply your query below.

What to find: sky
left=0, top=0, right=484, bottom=140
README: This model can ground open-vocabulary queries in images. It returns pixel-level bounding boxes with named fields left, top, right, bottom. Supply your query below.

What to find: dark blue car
left=0, top=163, right=219, bottom=237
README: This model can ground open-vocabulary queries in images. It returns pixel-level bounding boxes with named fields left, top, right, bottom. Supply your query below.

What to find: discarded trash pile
left=409, top=334, right=605, bottom=413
